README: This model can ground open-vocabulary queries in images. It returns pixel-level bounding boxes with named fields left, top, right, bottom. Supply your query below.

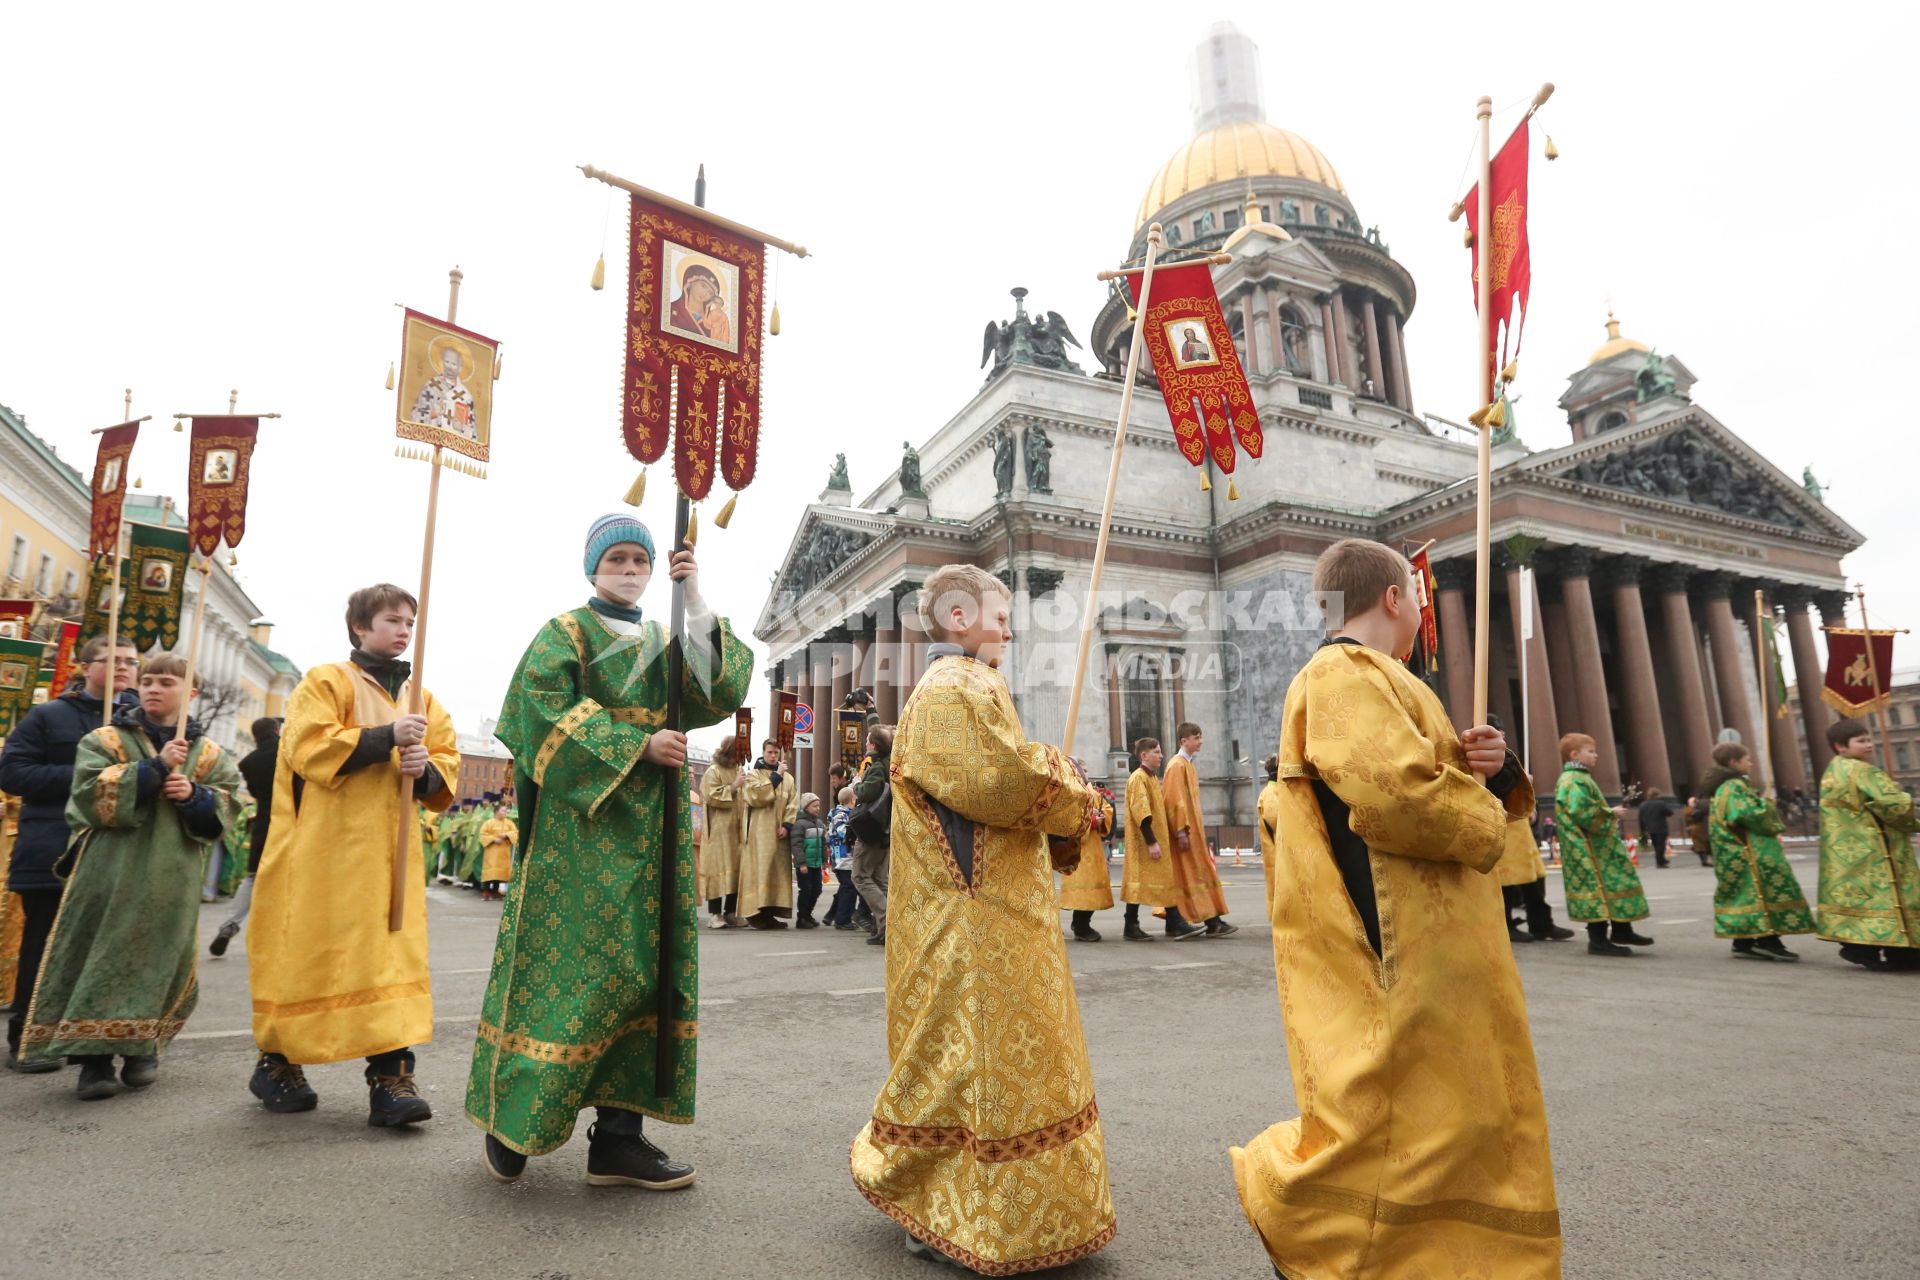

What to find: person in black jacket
left=1637, top=787, right=1681, bottom=869
left=208, top=716, right=281, bottom=957
left=0, top=634, right=137, bottom=1070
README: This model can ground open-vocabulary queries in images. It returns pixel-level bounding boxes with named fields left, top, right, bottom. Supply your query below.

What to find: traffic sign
left=793, top=702, right=814, bottom=749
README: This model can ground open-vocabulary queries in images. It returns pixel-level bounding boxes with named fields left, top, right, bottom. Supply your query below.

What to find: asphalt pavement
left=1, top=846, right=1914, bottom=1279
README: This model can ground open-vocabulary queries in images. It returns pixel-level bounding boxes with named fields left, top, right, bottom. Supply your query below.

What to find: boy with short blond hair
left=246, top=583, right=461, bottom=1124
left=1232, top=538, right=1560, bottom=1278
left=852, top=563, right=1116, bottom=1269
left=23, top=652, right=241, bottom=1099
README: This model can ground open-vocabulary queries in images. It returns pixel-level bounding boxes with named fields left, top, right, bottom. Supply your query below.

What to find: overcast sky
left=3, top=3, right=1913, bottom=744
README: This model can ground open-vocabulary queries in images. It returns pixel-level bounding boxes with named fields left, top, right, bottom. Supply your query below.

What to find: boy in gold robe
left=478, top=798, right=516, bottom=901
left=245, top=584, right=460, bottom=1123
left=738, top=739, right=797, bottom=929
left=698, top=736, right=748, bottom=927
left=1161, top=722, right=1235, bottom=937
left=851, top=564, right=1114, bottom=1273
left=1233, top=539, right=1561, bottom=1279
left=1056, top=766, right=1115, bottom=941
left=1121, top=738, right=1180, bottom=940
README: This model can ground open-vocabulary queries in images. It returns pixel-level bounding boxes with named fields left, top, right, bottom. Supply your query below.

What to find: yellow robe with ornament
left=1232, top=642, right=1561, bottom=1279
left=0, top=796, right=20, bottom=1005
left=698, top=760, right=747, bottom=904
left=480, top=815, right=517, bottom=883
left=1162, top=752, right=1227, bottom=921
left=737, top=764, right=797, bottom=917
left=851, top=651, right=1115, bottom=1274
left=1057, top=791, right=1115, bottom=911
left=1496, top=807, right=1547, bottom=887
left=1257, top=778, right=1282, bottom=905
left=1121, top=766, right=1179, bottom=907
left=248, top=663, right=459, bottom=1064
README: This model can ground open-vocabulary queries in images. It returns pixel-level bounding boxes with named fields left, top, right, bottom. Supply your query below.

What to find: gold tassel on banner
left=1544, top=134, right=1560, bottom=161
left=684, top=507, right=700, bottom=549
left=173, top=419, right=183, bottom=432
left=769, top=303, right=781, bottom=336
left=1500, top=360, right=1519, bottom=384
left=623, top=469, right=646, bottom=507
left=1199, top=471, right=1211, bottom=493
left=386, top=361, right=396, bottom=391
left=1468, top=404, right=1492, bottom=428
left=590, top=253, right=606, bottom=291
left=134, top=476, right=143, bottom=489
left=1486, top=398, right=1508, bottom=430
left=1226, top=476, right=1240, bottom=501
left=228, top=552, right=238, bottom=567
left=714, top=492, right=737, bottom=529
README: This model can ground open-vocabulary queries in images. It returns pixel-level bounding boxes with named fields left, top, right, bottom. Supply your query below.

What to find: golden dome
left=1588, top=308, right=1650, bottom=366
left=1138, top=120, right=1345, bottom=228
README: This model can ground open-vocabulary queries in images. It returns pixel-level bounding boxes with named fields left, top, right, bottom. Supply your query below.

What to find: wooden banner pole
left=1061, top=223, right=1164, bottom=758
left=389, top=268, right=460, bottom=931
left=1471, top=94, right=1494, bottom=728
left=1752, top=589, right=1772, bottom=795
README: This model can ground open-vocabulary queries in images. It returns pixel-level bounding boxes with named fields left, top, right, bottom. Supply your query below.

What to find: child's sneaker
left=249, top=1052, right=319, bottom=1113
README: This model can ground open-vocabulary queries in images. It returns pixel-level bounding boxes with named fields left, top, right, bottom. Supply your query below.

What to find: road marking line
left=704, top=998, right=739, bottom=1007
left=829, top=986, right=886, bottom=997
left=1150, top=961, right=1223, bottom=971
left=174, top=1011, right=482, bottom=1043
left=435, top=967, right=492, bottom=975
left=1658, top=918, right=1701, bottom=925
left=758, top=949, right=827, bottom=957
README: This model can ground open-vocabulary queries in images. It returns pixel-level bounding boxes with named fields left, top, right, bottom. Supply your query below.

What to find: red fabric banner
left=186, top=417, right=260, bottom=556
left=1463, top=117, right=1532, bottom=387
left=0, top=601, right=33, bottom=638
left=88, top=421, right=140, bottom=559
left=623, top=194, right=767, bottom=501
left=733, top=707, right=753, bottom=768
left=773, top=688, right=797, bottom=754
left=1123, top=263, right=1260, bottom=474
left=48, top=621, right=80, bottom=696
left=1408, top=546, right=1439, bottom=670
left=1822, top=628, right=1897, bottom=717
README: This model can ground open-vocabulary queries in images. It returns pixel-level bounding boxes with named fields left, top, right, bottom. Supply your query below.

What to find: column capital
left=1537, top=574, right=1565, bottom=605
left=1644, top=562, right=1694, bottom=595
left=1549, top=545, right=1597, bottom=579
left=1773, top=583, right=1814, bottom=609
left=1433, top=558, right=1474, bottom=592
left=1815, top=589, right=1851, bottom=626
left=1694, top=570, right=1735, bottom=601
left=1595, top=554, right=1649, bottom=590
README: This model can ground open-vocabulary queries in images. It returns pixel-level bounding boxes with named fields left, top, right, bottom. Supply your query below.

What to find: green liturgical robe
left=1709, top=776, right=1814, bottom=938
left=23, top=723, right=239, bottom=1059
left=1817, top=756, right=1920, bottom=948
left=467, top=605, right=753, bottom=1155
left=1554, top=763, right=1648, bottom=922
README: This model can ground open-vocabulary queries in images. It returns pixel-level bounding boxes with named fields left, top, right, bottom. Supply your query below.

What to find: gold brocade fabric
left=736, top=766, right=796, bottom=917
left=479, top=816, right=517, bottom=883
left=851, top=653, right=1115, bottom=1275
left=697, top=761, right=746, bottom=903
left=1056, top=792, right=1114, bottom=911
left=1232, top=643, right=1562, bottom=1279
left=1257, top=779, right=1282, bottom=904
left=1121, top=767, right=1179, bottom=907
left=1496, top=808, right=1547, bottom=887
left=1162, top=754, right=1227, bottom=920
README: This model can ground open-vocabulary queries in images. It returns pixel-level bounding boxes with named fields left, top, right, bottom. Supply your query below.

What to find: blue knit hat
left=584, top=513, right=656, bottom=578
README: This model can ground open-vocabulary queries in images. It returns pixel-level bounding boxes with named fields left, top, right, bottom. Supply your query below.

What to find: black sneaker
left=1753, top=936, right=1799, bottom=961
left=484, top=1132, right=528, bottom=1183
left=250, top=1053, right=319, bottom=1113
left=1204, top=920, right=1240, bottom=938
left=834, top=920, right=860, bottom=931
left=866, top=929, right=887, bottom=947
left=1507, top=921, right=1535, bottom=944
left=1587, top=938, right=1635, bottom=957
left=1168, top=922, right=1205, bottom=940
left=1731, top=939, right=1772, bottom=960
left=1612, top=929, right=1655, bottom=946
left=75, top=1056, right=122, bottom=1100
left=365, top=1052, right=433, bottom=1127
left=208, top=921, right=240, bottom=958
left=794, top=916, right=819, bottom=930
left=1123, top=923, right=1154, bottom=941
left=1529, top=923, right=1576, bottom=941
left=904, top=1232, right=963, bottom=1267
left=121, top=1055, right=159, bottom=1089
left=1838, top=944, right=1889, bottom=970
left=1071, top=927, right=1102, bottom=943
left=585, top=1121, right=696, bottom=1190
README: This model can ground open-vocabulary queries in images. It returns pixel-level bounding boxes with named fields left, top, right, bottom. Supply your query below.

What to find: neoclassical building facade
left=753, top=24, right=1859, bottom=831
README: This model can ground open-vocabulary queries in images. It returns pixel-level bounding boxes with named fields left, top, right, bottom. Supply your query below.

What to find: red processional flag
left=1463, top=117, right=1532, bottom=385
left=0, top=600, right=33, bottom=639
left=623, top=193, right=768, bottom=501
left=733, top=707, right=753, bottom=770
left=47, top=620, right=81, bottom=695
left=773, top=688, right=798, bottom=754
left=88, top=422, right=140, bottom=559
left=1122, top=262, right=1262, bottom=479
left=1407, top=545, right=1440, bottom=672
left=1821, top=627, right=1897, bottom=717
left=184, top=417, right=261, bottom=556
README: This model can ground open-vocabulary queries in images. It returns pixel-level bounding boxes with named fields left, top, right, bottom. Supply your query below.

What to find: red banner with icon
left=185, top=417, right=260, bottom=556
left=89, top=422, right=140, bottom=558
left=47, top=621, right=81, bottom=696
left=1121, top=262, right=1261, bottom=476
left=1821, top=627, right=1897, bottom=717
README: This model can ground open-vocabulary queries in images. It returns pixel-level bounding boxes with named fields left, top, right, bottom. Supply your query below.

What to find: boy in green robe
left=22, top=653, right=240, bottom=1098
left=1703, top=740, right=1814, bottom=960
left=1555, top=732, right=1653, bottom=957
left=1817, top=718, right=1917, bottom=970
left=467, top=514, right=753, bottom=1188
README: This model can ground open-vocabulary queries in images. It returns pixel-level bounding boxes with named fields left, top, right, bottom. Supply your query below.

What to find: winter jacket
left=237, top=734, right=279, bottom=873
left=787, top=812, right=826, bottom=869
left=0, top=690, right=133, bottom=891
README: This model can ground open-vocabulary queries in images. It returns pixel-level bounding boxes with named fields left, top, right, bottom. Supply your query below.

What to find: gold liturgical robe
left=1057, top=791, right=1115, bottom=911
left=1162, top=752, right=1227, bottom=921
left=850, top=651, right=1114, bottom=1274
left=1232, top=643, right=1561, bottom=1279
left=738, top=764, right=796, bottom=917
left=1496, top=805, right=1547, bottom=887
left=697, top=760, right=747, bottom=903
left=249, top=663, right=459, bottom=1064
left=1121, top=767, right=1179, bottom=907
left=1257, top=778, right=1282, bottom=904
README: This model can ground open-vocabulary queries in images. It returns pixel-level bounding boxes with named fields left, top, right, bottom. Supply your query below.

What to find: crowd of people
left=0, top=523, right=1913, bottom=1277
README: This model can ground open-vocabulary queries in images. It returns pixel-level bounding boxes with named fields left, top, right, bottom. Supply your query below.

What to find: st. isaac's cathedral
left=755, top=23, right=1861, bottom=836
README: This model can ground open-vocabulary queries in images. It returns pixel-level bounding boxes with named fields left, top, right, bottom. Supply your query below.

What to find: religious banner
left=395, top=308, right=499, bottom=464
left=1821, top=627, right=1897, bottom=717
left=0, top=601, right=33, bottom=641
left=89, top=421, right=140, bottom=559
left=46, top=621, right=80, bottom=697
left=622, top=193, right=768, bottom=501
left=1122, top=262, right=1262, bottom=481
left=773, top=688, right=798, bottom=754
left=837, top=709, right=865, bottom=766
left=1406, top=544, right=1440, bottom=677
left=83, top=524, right=189, bottom=650
left=733, top=707, right=752, bottom=770
left=185, top=417, right=261, bottom=556
left=1463, top=117, right=1532, bottom=382
left=0, top=637, right=46, bottom=735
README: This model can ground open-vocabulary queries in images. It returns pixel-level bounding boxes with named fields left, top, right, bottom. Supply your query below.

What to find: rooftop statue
left=981, top=287, right=1084, bottom=381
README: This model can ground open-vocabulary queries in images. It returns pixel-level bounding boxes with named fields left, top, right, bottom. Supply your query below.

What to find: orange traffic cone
left=1627, top=836, right=1639, bottom=867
